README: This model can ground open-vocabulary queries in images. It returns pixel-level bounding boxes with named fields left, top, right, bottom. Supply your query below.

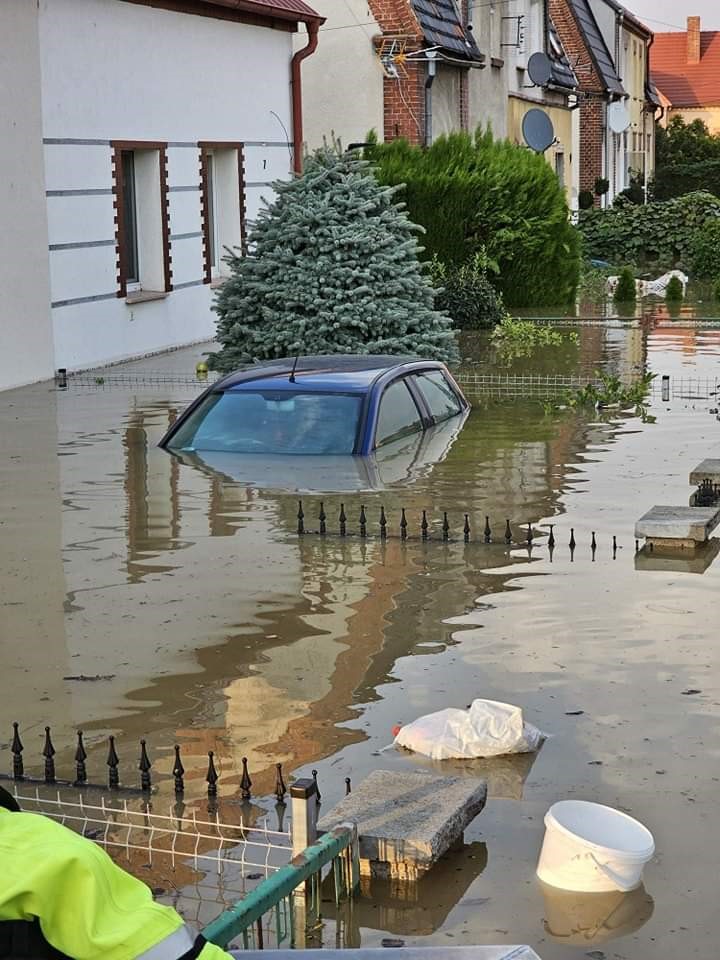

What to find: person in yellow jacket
left=0, top=786, right=230, bottom=960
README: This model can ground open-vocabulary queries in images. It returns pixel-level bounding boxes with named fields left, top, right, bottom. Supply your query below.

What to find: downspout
left=291, top=18, right=322, bottom=175
left=425, top=51, right=437, bottom=147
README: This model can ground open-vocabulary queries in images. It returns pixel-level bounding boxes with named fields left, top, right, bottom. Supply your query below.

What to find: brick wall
left=368, top=0, right=425, bottom=144
left=549, top=0, right=606, bottom=202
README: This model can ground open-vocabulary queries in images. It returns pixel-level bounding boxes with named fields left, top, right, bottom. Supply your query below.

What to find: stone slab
left=635, top=538, right=720, bottom=574
left=634, top=505, right=720, bottom=543
left=318, top=769, right=486, bottom=876
left=690, top=459, right=720, bottom=486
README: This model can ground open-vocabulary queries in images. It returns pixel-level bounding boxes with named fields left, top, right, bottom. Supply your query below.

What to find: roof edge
left=120, top=0, right=324, bottom=28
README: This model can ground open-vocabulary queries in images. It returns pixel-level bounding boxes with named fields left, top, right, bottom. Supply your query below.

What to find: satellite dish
left=608, top=101, right=631, bottom=134
left=522, top=109, right=555, bottom=153
left=528, top=51, right=553, bottom=87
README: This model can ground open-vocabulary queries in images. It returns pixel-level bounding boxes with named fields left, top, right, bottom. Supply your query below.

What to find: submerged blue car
left=160, top=355, right=469, bottom=457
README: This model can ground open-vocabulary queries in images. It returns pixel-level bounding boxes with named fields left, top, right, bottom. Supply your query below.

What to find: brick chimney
left=687, top=16, right=701, bottom=64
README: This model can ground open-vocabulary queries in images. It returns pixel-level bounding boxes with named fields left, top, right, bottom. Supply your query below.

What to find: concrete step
left=690, top=459, right=720, bottom=485
left=635, top=504, right=720, bottom=549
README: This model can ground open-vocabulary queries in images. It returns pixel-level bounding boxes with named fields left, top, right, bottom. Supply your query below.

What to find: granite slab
left=690, top=459, right=720, bottom=486
left=635, top=505, right=720, bottom=543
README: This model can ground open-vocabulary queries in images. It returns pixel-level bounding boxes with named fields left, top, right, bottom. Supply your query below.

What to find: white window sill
left=125, top=290, right=168, bottom=304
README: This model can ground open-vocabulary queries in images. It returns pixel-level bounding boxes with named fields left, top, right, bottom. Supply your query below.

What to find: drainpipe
left=425, top=51, right=437, bottom=147
left=291, top=19, right=322, bottom=175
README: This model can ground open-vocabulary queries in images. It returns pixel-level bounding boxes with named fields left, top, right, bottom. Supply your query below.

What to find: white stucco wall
left=295, top=0, right=384, bottom=149
left=0, top=2, right=54, bottom=391
left=36, top=0, right=296, bottom=372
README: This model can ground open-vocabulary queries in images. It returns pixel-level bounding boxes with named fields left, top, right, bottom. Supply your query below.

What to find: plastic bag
left=393, top=698, right=544, bottom=760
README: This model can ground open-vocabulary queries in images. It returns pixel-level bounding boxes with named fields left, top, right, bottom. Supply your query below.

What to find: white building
left=0, top=0, right=322, bottom=392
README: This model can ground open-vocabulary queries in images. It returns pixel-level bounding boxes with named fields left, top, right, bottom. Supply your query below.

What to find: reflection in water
left=325, top=841, right=489, bottom=944
left=635, top=539, right=720, bottom=575
left=169, top=411, right=470, bottom=494
left=540, top=881, right=654, bottom=946
left=399, top=749, right=540, bottom=801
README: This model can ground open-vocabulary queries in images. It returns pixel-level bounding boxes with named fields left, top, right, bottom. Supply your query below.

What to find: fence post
left=290, top=778, right=319, bottom=948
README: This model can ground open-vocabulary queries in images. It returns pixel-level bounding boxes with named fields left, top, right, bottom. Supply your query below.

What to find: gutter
left=290, top=17, right=324, bottom=174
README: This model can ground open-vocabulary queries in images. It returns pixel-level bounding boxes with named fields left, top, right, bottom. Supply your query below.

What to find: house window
left=555, top=151, right=565, bottom=187
left=200, top=143, right=245, bottom=283
left=112, top=142, right=171, bottom=298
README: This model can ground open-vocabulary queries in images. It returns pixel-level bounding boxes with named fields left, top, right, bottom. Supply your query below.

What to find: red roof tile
left=652, top=30, right=720, bottom=107
left=200, top=0, right=323, bottom=25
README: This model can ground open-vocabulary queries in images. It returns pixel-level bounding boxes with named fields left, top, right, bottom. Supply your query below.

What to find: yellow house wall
left=666, top=106, right=720, bottom=136
left=507, top=96, right=574, bottom=206
left=621, top=25, right=654, bottom=185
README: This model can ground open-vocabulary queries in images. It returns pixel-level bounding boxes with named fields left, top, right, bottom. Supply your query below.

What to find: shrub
left=367, top=128, right=581, bottom=308
left=209, top=147, right=457, bottom=371
left=713, top=277, right=720, bottom=302
left=614, top=267, right=636, bottom=304
left=690, top=218, right=720, bottom=278
left=577, top=262, right=613, bottom=301
left=579, top=190, right=595, bottom=210
left=651, top=159, right=720, bottom=201
left=579, top=190, right=720, bottom=267
left=614, top=170, right=645, bottom=206
left=490, top=316, right=577, bottom=361
left=665, top=275, right=684, bottom=301
left=428, top=252, right=506, bottom=329
left=594, top=177, right=610, bottom=197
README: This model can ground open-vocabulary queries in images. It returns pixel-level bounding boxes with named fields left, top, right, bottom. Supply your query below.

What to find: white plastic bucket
left=537, top=800, right=655, bottom=893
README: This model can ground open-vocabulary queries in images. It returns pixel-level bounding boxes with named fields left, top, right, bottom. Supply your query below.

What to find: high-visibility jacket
left=0, top=806, right=230, bottom=960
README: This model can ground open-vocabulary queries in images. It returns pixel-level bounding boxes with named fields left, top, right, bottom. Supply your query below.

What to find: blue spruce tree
left=209, top=147, right=457, bottom=371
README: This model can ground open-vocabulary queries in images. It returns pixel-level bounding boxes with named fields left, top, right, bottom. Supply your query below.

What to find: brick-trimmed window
left=112, top=142, right=172, bottom=298
left=199, top=142, right=246, bottom=284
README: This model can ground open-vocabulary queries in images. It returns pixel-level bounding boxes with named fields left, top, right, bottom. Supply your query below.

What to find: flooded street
left=2, top=321, right=719, bottom=959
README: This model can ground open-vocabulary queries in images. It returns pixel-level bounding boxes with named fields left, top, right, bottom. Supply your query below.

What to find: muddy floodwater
left=2, top=319, right=719, bottom=959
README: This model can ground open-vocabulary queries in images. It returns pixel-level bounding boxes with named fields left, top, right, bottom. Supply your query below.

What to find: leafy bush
left=651, top=159, right=720, bottom=201
left=652, top=118, right=720, bottom=200
left=367, top=129, right=580, bottom=308
left=614, top=267, right=636, bottom=304
left=577, top=262, right=613, bottom=301
left=690, top=219, right=720, bottom=278
left=579, top=191, right=720, bottom=267
left=579, top=190, right=595, bottom=210
left=665, top=275, right=684, bottom=301
left=614, top=170, right=645, bottom=206
left=594, top=178, right=610, bottom=197
left=428, top=251, right=506, bottom=329
left=714, top=277, right=720, bottom=302
left=490, top=316, right=578, bottom=361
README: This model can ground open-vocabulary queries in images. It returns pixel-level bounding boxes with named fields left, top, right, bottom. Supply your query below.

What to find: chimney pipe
left=687, top=16, right=701, bottom=65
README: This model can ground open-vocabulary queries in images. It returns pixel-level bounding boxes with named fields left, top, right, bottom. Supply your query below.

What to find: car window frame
left=410, top=370, right=464, bottom=425
left=373, top=375, right=429, bottom=450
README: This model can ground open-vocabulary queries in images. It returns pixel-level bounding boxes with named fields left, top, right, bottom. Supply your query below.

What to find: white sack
left=394, top=698, right=544, bottom=760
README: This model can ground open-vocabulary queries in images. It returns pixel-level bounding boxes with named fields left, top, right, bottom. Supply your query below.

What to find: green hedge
left=578, top=191, right=720, bottom=268
left=367, top=129, right=580, bottom=308
left=690, top=218, right=720, bottom=278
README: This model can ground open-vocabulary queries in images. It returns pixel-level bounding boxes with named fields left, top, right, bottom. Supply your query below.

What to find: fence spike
left=484, top=516, right=492, bottom=543
left=297, top=500, right=305, bottom=536
left=206, top=751, right=218, bottom=798
left=359, top=505, right=367, bottom=538
left=442, top=512, right=450, bottom=541
left=173, top=744, right=185, bottom=795
left=527, top=522, right=533, bottom=545
left=380, top=506, right=387, bottom=540
left=464, top=514, right=470, bottom=543
left=400, top=508, right=408, bottom=540
left=548, top=541, right=555, bottom=563
left=421, top=510, right=429, bottom=541
left=548, top=524, right=555, bottom=548
left=11, top=722, right=24, bottom=781
left=319, top=502, right=326, bottom=536
left=312, top=769, right=322, bottom=803
left=275, top=763, right=286, bottom=802
left=43, top=727, right=56, bottom=784
left=139, top=739, right=152, bottom=792
left=504, top=519, right=512, bottom=544
left=635, top=538, right=639, bottom=553
left=591, top=531, right=597, bottom=551
left=345, top=777, right=352, bottom=795
left=241, top=756, right=252, bottom=800
left=569, top=528, right=576, bottom=549
left=107, top=735, right=120, bottom=789
left=339, top=503, right=347, bottom=537
left=74, top=730, right=88, bottom=785
left=612, top=535, right=617, bottom=558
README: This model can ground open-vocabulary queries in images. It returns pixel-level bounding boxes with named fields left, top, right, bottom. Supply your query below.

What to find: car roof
left=217, top=355, right=446, bottom=393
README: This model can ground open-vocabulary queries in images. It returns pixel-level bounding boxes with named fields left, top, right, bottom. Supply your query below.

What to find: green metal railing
left=203, top=823, right=359, bottom=949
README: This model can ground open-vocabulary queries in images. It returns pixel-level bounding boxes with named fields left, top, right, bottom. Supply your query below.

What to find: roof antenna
left=289, top=355, right=300, bottom=383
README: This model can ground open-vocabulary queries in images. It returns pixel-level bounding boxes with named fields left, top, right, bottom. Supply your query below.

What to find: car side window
left=413, top=371, right=462, bottom=423
left=375, top=380, right=423, bottom=448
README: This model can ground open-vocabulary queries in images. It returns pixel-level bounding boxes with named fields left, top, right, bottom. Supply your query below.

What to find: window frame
left=199, top=142, right=247, bottom=284
left=410, top=370, right=464, bottom=425
left=373, top=376, right=427, bottom=450
left=112, top=141, right=172, bottom=298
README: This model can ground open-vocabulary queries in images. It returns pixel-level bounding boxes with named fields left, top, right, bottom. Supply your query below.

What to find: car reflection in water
left=169, top=409, right=469, bottom=493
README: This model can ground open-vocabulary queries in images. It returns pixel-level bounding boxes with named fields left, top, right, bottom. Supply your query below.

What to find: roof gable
left=652, top=30, right=720, bottom=108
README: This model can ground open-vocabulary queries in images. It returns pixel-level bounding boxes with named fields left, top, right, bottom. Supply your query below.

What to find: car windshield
left=167, top=389, right=363, bottom=455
